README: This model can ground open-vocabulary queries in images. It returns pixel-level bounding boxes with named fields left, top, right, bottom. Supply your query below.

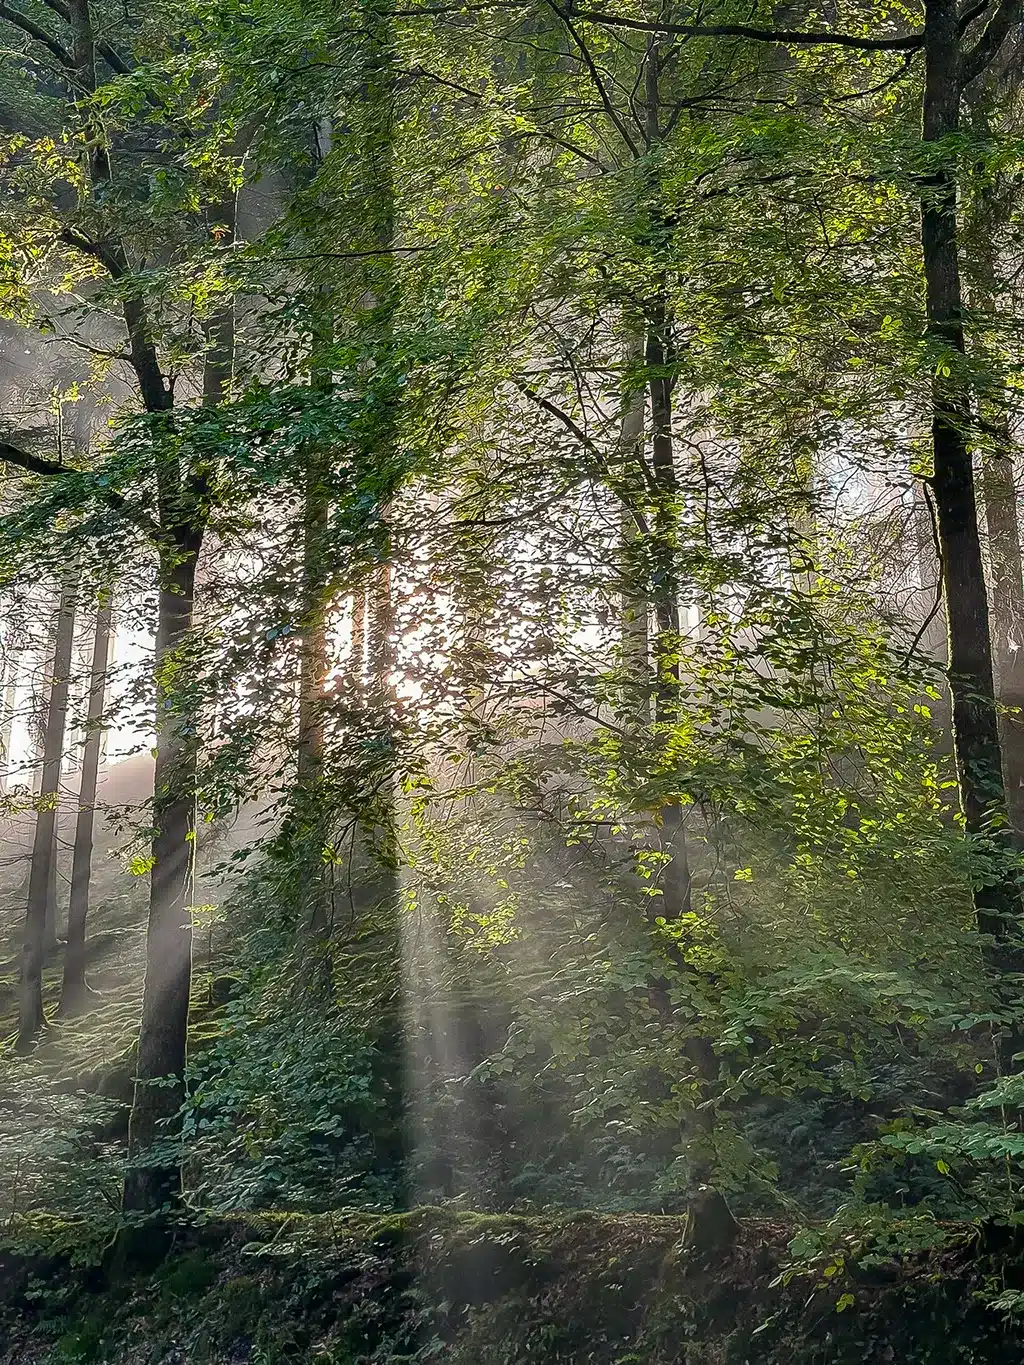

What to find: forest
left=1, top=0, right=1024, bottom=1360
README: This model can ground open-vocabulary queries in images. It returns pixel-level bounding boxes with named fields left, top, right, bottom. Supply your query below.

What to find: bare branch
left=0, top=1, right=73, bottom=66
left=541, top=0, right=640, bottom=157
left=572, top=8, right=923, bottom=52
left=37, top=0, right=131, bottom=73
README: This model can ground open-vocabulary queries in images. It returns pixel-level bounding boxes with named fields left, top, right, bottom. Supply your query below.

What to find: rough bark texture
left=59, top=595, right=113, bottom=1016
left=920, top=0, right=1020, bottom=947
left=17, top=577, right=76, bottom=1051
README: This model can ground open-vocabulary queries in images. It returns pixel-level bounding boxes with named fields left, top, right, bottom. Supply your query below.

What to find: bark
left=296, top=465, right=329, bottom=794
left=122, top=541, right=201, bottom=1212
left=618, top=329, right=650, bottom=726
left=647, top=322, right=691, bottom=921
left=982, top=420, right=1024, bottom=835
left=294, top=119, right=335, bottom=935
left=59, top=594, right=113, bottom=1016
left=963, top=87, right=1024, bottom=837
left=350, top=585, right=367, bottom=688
left=920, top=0, right=1021, bottom=949
left=296, top=453, right=331, bottom=943
left=17, top=577, right=76, bottom=1051
left=637, top=33, right=733, bottom=1248
left=912, top=481, right=954, bottom=740
left=43, top=819, right=59, bottom=955
left=0, top=646, right=19, bottom=795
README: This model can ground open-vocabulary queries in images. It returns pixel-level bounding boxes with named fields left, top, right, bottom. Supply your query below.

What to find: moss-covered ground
left=0, top=1208, right=1022, bottom=1364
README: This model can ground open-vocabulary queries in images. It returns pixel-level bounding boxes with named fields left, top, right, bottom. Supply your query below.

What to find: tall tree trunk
left=618, top=330, right=650, bottom=727
left=635, top=34, right=734, bottom=1251
left=920, top=0, right=1021, bottom=952
left=644, top=44, right=690, bottom=925
left=297, top=469, right=329, bottom=794
left=43, top=820, right=59, bottom=955
left=122, top=80, right=234, bottom=1206
left=122, top=541, right=202, bottom=1212
left=295, top=119, right=335, bottom=937
left=59, top=594, right=113, bottom=1016
left=17, top=577, right=76, bottom=1051
left=982, top=420, right=1024, bottom=834
left=647, top=299, right=691, bottom=922
left=963, top=86, right=1024, bottom=837
left=0, top=643, right=19, bottom=796
left=296, top=451, right=331, bottom=944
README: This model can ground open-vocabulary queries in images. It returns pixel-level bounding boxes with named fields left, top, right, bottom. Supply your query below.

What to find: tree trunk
left=981, top=420, right=1024, bottom=835
left=17, top=576, right=76, bottom=1051
left=641, top=39, right=692, bottom=924
left=962, top=86, right=1024, bottom=838
left=647, top=296, right=691, bottom=920
left=297, top=465, right=329, bottom=794
left=618, top=330, right=650, bottom=726
left=43, top=819, right=59, bottom=956
left=0, top=644, right=19, bottom=795
left=292, top=120, right=335, bottom=939
left=122, top=543, right=201, bottom=1212
left=912, top=482, right=954, bottom=747
left=59, top=594, right=113, bottom=1016
left=920, top=0, right=1021, bottom=950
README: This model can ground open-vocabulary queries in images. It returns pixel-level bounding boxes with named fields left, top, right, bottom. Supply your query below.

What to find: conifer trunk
left=17, top=577, right=76, bottom=1051
left=59, top=595, right=113, bottom=1016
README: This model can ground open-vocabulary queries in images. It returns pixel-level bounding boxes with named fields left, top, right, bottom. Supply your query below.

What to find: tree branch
left=541, top=0, right=640, bottom=157
left=0, top=1, right=73, bottom=66
left=959, top=0, right=993, bottom=32
left=58, top=228, right=125, bottom=279
left=961, top=0, right=1024, bottom=83
left=37, top=0, right=133, bottom=74
left=0, top=444, right=161, bottom=537
left=0, top=443, right=69, bottom=477
left=572, top=9, right=923, bottom=51
left=512, top=379, right=652, bottom=535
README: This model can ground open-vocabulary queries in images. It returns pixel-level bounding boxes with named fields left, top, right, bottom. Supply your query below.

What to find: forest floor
left=0, top=1205, right=1019, bottom=1364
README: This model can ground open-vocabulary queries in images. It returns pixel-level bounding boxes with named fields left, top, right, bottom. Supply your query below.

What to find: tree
left=59, top=589, right=113, bottom=1016
left=17, top=574, right=75, bottom=1050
